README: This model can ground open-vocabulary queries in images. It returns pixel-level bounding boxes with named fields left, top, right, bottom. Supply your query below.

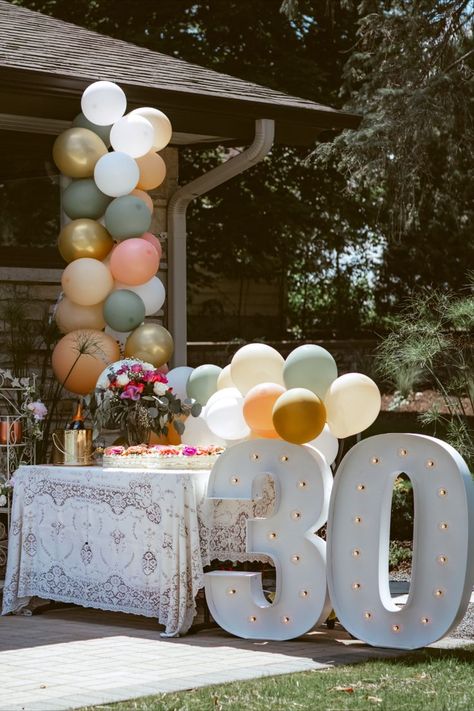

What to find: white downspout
left=167, top=118, right=275, bottom=367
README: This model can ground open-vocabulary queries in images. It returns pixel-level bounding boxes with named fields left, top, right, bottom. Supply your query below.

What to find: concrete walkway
left=0, top=601, right=472, bottom=711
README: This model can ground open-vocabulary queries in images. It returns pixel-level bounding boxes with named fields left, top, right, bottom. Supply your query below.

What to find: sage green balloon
left=283, top=344, right=338, bottom=400
left=62, top=179, right=112, bottom=220
left=103, top=289, right=146, bottom=332
left=73, top=112, right=112, bottom=146
left=187, top=364, right=222, bottom=405
left=104, top=195, right=152, bottom=240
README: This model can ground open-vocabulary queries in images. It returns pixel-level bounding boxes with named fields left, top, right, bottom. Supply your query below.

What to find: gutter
left=167, top=118, right=275, bottom=367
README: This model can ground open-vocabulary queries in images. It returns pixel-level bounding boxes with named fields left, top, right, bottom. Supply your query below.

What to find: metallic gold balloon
left=58, top=219, right=114, bottom=263
left=52, top=127, right=107, bottom=178
left=124, top=323, right=174, bottom=368
left=272, top=387, right=326, bottom=445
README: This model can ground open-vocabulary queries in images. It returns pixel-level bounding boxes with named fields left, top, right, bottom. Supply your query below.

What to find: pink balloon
left=141, top=232, right=162, bottom=260
left=109, top=238, right=159, bottom=285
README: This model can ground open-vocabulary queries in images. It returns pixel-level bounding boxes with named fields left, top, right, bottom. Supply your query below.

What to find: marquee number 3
left=205, top=439, right=333, bottom=641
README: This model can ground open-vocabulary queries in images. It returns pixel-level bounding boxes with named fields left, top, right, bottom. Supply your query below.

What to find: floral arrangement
left=93, top=361, right=201, bottom=445
left=26, top=400, right=48, bottom=440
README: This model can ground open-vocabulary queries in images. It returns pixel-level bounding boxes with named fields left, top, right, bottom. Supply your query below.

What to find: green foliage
left=376, top=283, right=474, bottom=467
left=390, top=476, right=414, bottom=542
left=389, top=540, right=413, bottom=572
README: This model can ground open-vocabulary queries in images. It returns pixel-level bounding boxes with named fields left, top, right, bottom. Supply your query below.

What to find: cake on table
left=103, top=444, right=224, bottom=470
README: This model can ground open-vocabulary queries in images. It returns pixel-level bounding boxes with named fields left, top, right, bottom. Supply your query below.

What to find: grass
left=81, top=646, right=474, bottom=711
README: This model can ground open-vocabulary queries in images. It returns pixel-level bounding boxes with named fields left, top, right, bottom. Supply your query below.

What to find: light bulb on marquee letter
left=326, top=433, right=474, bottom=650
left=204, top=439, right=333, bottom=641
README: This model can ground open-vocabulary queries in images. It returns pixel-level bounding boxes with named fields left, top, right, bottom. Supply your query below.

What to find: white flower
left=116, top=374, right=130, bottom=387
left=0, top=494, right=7, bottom=507
left=153, top=382, right=168, bottom=396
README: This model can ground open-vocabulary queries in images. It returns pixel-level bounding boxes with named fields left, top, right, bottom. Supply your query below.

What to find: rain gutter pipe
left=167, top=118, right=275, bottom=367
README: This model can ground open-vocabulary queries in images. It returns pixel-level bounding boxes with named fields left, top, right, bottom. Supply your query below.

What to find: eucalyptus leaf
left=148, top=407, right=158, bottom=418
left=191, top=402, right=203, bottom=417
left=173, top=418, right=185, bottom=435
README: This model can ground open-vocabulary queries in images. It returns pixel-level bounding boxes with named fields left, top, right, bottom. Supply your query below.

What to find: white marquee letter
left=205, top=439, right=333, bottom=640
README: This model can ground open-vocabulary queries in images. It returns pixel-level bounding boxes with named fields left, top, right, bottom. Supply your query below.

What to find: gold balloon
left=58, top=219, right=114, bottom=263
left=272, top=387, right=326, bottom=445
left=125, top=323, right=174, bottom=368
left=52, top=128, right=107, bottom=178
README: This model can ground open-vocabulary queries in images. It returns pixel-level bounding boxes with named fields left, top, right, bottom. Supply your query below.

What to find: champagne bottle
left=66, top=398, right=85, bottom=430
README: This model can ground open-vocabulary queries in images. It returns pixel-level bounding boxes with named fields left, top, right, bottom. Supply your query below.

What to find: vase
left=124, top=421, right=151, bottom=447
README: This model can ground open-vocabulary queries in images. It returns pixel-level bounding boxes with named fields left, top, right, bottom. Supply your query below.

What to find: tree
left=282, top=1, right=474, bottom=309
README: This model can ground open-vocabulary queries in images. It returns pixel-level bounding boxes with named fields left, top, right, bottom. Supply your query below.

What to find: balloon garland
left=168, top=341, right=381, bottom=458
left=51, top=81, right=173, bottom=394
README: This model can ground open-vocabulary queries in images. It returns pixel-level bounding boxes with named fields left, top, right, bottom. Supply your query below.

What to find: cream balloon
left=130, top=107, right=172, bottom=151
left=325, top=373, right=382, bottom=438
left=206, top=391, right=250, bottom=441
left=61, top=258, right=114, bottom=306
left=114, top=277, right=165, bottom=316
left=55, top=296, right=105, bottom=333
left=217, top=364, right=234, bottom=390
left=181, top=413, right=226, bottom=448
left=104, top=325, right=130, bottom=353
left=305, top=424, right=339, bottom=466
left=231, top=343, right=285, bottom=395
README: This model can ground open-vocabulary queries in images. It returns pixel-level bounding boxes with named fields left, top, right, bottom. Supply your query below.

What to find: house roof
left=0, top=0, right=361, bottom=146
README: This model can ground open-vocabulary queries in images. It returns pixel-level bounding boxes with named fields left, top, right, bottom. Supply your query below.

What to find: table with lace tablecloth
left=1, top=465, right=274, bottom=636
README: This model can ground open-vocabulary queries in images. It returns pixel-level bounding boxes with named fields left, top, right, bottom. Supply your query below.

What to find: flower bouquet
left=93, top=361, right=201, bottom=446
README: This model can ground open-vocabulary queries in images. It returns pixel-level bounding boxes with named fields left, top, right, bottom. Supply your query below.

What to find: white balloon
left=206, top=387, right=242, bottom=412
left=181, top=413, right=226, bottom=447
left=81, top=81, right=127, bottom=126
left=217, top=364, right=234, bottom=390
left=206, top=393, right=250, bottom=441
left=306, top=424, right=339, bottom=466
left=110, top=114, right=155, bottom=158
left=115, top=277, right=165, bottom=316
left=94, top=152, right=139, bottom=197
left=96, top=357, right=155, bottom=389
left=130, top=107, right=172, bottom=151
left=325, top=373, right=381, bottom=438
left=104, top=325, right=130, bottom=354
left=166, top=366, right=194, bottom=402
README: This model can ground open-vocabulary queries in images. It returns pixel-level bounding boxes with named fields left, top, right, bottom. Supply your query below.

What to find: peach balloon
left=141, top=232, right=162, bottom=260
left=243, top=382, right=286, bottom=435
left=52, top=329, right=120, bottom=395
left=135, top=151, right=166, bottom=190
left=109, top=238, right=159, bottom=285
left=61, top=257, right=114, bottom=306
left=130, top=189, right=154, bottom=214
left=55, top=297, right=106, bottom=333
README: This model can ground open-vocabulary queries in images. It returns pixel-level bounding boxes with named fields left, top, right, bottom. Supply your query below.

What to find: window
left=0, top=130, right=61, bottom=267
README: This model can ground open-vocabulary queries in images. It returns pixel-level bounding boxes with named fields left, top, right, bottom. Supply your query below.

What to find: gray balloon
left=73, top=112, right=112, bottom=146
left=104, top=195, right=152, bottom=240
left=103, top=290, right=146, bottom=332
left=62, top=179, right=112, bottom=220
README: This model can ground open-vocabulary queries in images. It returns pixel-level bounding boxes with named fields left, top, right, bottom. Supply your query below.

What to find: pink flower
left=120, top=384, right=144, bottom=401
left=130, top=364, right=143, bottom=374
left=27, top=401, right=48, bottom=421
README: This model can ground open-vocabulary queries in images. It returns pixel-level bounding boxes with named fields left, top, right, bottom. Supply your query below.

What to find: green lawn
left=82, top=646, right=474, bottom=711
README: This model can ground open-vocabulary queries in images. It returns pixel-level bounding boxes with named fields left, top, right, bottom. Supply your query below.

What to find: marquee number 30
left=205, top=434, right=474, bottom=649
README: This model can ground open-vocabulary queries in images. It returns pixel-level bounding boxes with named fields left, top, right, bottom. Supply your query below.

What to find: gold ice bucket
left=51, top=429, right=93, bottom=466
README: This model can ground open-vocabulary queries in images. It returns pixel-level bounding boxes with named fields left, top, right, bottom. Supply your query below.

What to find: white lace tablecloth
left=1, top=465, right=274, bottom=636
